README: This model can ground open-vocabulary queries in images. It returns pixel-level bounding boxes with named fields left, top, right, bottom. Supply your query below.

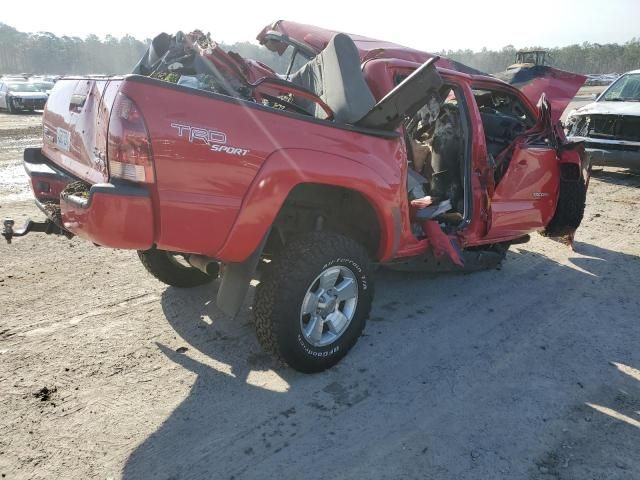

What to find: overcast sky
left=2, top=0, right=639, bottom=51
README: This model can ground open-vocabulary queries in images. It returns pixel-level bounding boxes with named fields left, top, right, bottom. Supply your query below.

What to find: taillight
left=107, top=93, right=154, bottom=183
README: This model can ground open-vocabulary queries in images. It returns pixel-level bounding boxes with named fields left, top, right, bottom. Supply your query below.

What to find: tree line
left=439, top=41, right=640, bottom=75
left=0, top=23, right=293, bottom=75
left=1, top=22, right=639, bottom=76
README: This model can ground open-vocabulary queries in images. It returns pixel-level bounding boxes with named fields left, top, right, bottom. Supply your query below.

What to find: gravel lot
left=0, top=96, right=639, bottom=479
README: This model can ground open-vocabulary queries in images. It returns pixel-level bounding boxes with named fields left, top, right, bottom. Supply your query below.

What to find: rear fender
left=216, top=148, right=400, bottom=262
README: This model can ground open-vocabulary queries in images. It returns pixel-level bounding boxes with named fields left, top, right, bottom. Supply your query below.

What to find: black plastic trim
left=24, top=147, right=50, bottom=165
left=62, top=181, right=150, bottom=210
left=23, top=148, right=75, bottom=185
left=90, top=182, right=150, bottom=198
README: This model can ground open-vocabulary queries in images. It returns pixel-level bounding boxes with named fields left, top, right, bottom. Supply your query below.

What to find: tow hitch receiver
left=2, top=218, right=69, bottom=244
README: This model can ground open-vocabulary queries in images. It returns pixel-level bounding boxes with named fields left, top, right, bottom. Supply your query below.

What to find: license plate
left=56, top=127, right=70, bottom=151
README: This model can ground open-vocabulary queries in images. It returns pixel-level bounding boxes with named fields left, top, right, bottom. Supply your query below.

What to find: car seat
left=289, top=33, right=376, bottom=124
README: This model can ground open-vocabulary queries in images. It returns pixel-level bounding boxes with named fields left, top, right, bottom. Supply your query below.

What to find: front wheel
left=541, top=177, right=587, bottom=237
left=7, top=99, right=15, bottom=114
left=254, top=232, right=373, bottom=373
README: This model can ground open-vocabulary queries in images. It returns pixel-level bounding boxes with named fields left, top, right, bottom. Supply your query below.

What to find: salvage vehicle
left=566, top=69, right=640, bottom=170
left=3, top=21, right=589, bottom=373
left=0, top=80, right=49, bottom=112
left=28, top=79, right=55, bottom=96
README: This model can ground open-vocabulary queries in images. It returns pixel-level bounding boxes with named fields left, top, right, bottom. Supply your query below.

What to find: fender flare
left=216, top=148, right=401, bottom=262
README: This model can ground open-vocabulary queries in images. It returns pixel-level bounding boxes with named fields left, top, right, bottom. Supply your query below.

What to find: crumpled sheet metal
left=132, top=30, right=262, bottom=100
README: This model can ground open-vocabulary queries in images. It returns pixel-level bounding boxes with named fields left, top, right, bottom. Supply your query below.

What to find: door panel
left=486, top=145, right=559, bottom=238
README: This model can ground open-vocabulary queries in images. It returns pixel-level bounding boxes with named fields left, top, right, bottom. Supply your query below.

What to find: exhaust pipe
left=187, top=255, right=220, bottom=277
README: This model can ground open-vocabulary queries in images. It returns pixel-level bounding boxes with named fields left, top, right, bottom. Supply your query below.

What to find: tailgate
left=41, top=77, right=122, bottom=184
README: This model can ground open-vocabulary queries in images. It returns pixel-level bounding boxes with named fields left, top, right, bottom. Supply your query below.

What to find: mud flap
left=216, top=233, right=268, bottom=317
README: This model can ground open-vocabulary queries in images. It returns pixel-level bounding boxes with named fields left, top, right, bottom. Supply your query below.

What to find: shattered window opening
left=405, top=82, right=470, bottom=232
left=472, top=87, right=535, bottom=157
left=283, top=46, right=311, bottom=79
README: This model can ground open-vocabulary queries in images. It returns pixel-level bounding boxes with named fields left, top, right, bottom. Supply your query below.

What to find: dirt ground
left=1, top=97, right=639, bottom=480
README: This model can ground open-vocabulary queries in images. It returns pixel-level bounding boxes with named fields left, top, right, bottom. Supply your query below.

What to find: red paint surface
left=488, top=146, right=560, bottom=239
left=60, top=189, right=154, bottom=250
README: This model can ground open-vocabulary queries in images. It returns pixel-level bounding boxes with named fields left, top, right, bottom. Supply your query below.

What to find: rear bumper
left=24, top=147, right=74, bottom=202
left=24, top=148, right=155, bottom=250
left=61, top=184, right=154, bottom=249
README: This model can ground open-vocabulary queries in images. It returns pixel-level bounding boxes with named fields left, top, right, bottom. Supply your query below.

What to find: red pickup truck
left=4, top=21, right=589, bottom=372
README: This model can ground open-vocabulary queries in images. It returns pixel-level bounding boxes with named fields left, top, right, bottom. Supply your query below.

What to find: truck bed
left=36, top=75, right=404, bottom=260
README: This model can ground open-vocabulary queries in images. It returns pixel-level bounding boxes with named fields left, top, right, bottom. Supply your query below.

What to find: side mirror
left=591, top=93, right=598, bottom=100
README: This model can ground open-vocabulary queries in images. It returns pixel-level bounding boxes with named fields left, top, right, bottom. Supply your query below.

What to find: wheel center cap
left=325, top=296, right=337, bottom=312
left=318, top=294, right=338, bottom=315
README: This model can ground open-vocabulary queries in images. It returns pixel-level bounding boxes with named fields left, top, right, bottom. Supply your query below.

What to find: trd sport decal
left=170, top=123, right=250, bottom=156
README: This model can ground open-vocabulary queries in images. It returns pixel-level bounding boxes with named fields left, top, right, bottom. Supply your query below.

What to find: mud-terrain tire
left=254, top=232, right=373, bottom=373
left=137, top=249, right=214, bottom=288
left=542, top=177, right=587, bottom=237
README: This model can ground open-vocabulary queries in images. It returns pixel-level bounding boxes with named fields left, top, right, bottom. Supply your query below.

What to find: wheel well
left=560, top=162, right=581, bottom=181
left=265, top=183, right=381, bottom=258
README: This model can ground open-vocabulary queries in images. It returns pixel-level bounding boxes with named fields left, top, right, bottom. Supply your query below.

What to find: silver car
left=566, top=69, right=640, bottom=170
left=0, top=81, right=49, bottom=113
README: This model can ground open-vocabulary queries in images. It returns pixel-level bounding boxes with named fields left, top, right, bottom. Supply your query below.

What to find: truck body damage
left=257, top=20, right=585, bottom=120
left=5, top=20, right=590, bottom=372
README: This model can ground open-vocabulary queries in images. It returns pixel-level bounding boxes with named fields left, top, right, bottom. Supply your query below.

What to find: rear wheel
left=254, top=232, right=373, bottom=373
left=137, top=248, right=215, bottom=288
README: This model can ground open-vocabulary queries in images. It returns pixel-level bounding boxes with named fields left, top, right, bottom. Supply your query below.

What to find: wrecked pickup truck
left=4, top=21, right=589, bottom=373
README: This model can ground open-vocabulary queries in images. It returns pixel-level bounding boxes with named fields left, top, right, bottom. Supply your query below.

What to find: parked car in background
left=584, top=73, right=619, bottom=86
left=41, top=75, right=61, bottom=83
left=28, top=79, right=55, bottom=95
left=566, top=69, right=640, bottom=170
left=0, top=75, right=30, bottom=82
left=0, top=81, right=48, bottom=112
